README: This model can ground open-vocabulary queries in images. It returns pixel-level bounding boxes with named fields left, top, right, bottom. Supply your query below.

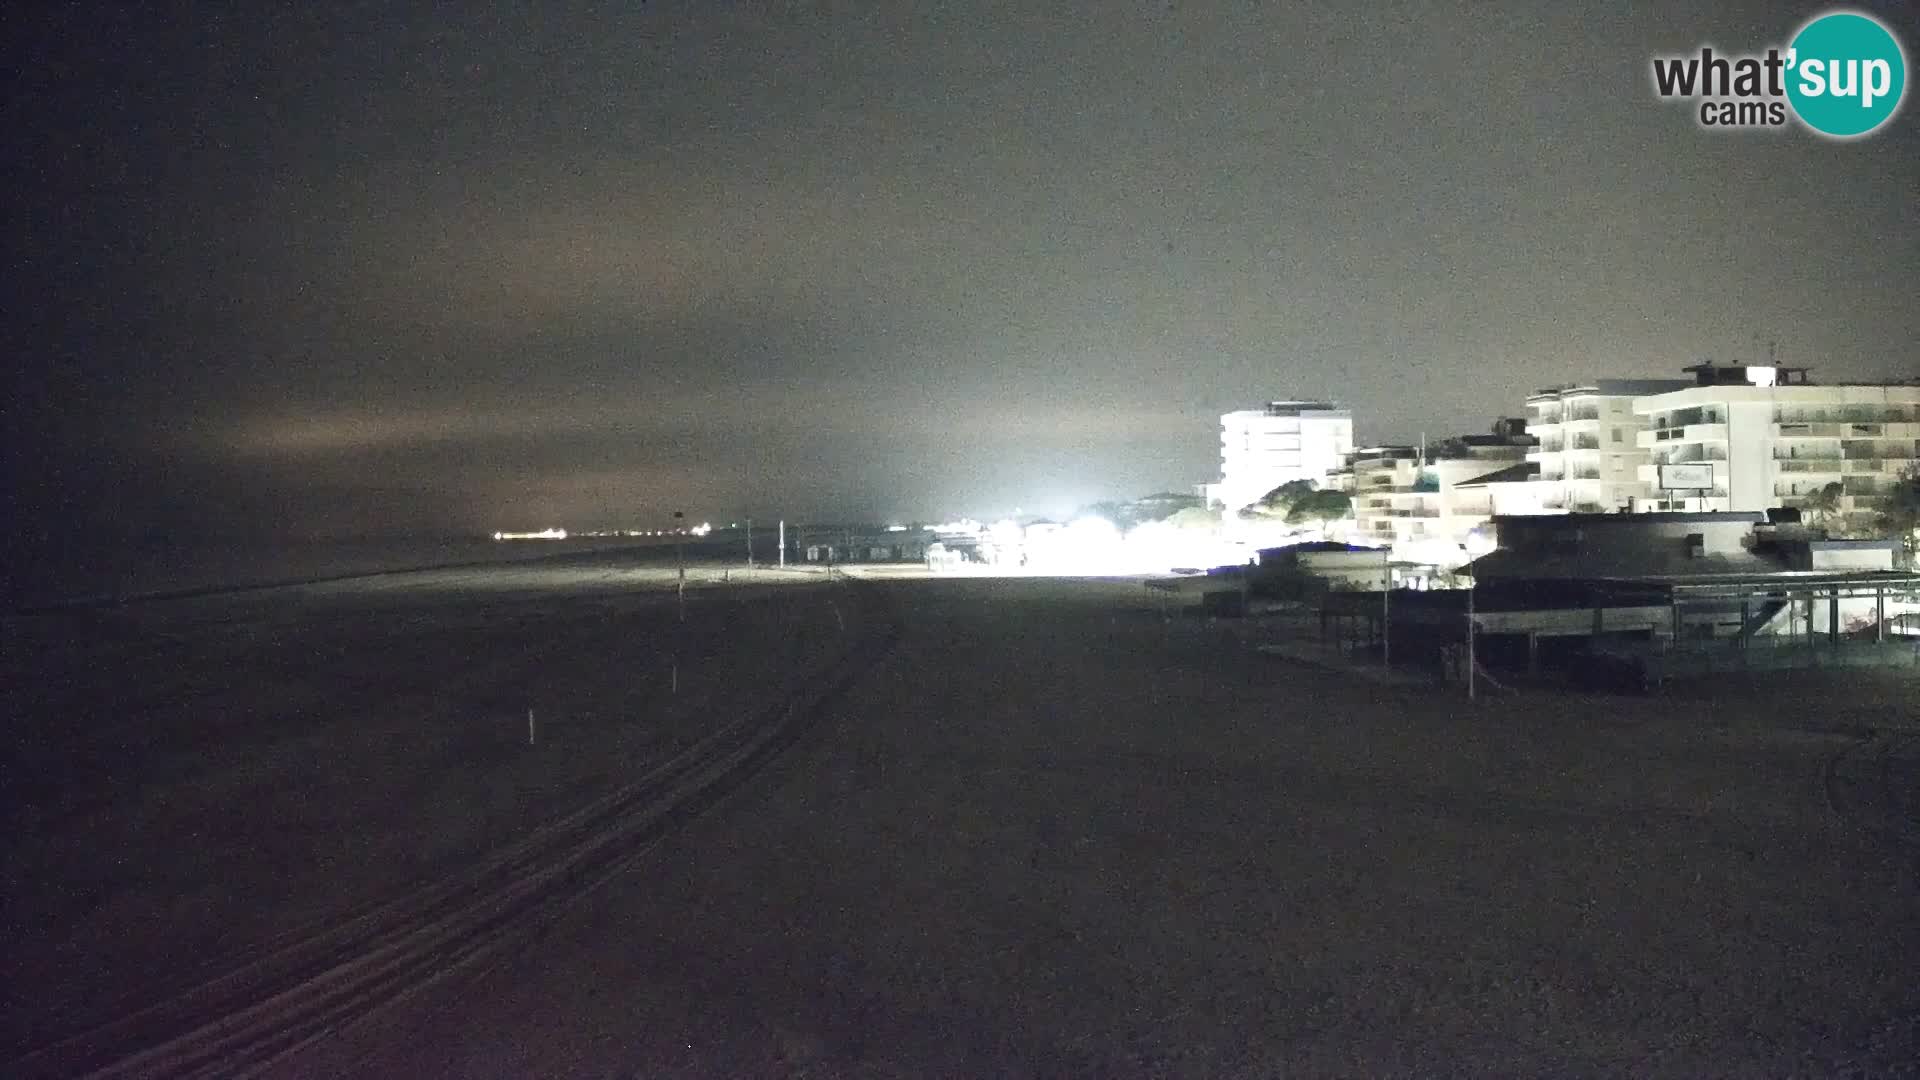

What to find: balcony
left=1842, top=457, right=1914, bottom=474
left=1778, top=407, right=1920, bottom=425
left=1774, top=422, right=1846, bottom=438
left=1654, top=446, right=1728, bottom=464
left=1777, top=493, right=1891, bottom=512
left=1776, top=458, right=1844, bottom=474
left=1842, top=443, right=1918, bottom=461
left=1571, top=435, right=1601, bottom=451
left=1637, top=422, right=1728, bottom=448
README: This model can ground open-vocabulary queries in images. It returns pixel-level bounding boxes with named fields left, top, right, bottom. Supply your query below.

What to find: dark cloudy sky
left=6, top=1, right=1916, bottom=545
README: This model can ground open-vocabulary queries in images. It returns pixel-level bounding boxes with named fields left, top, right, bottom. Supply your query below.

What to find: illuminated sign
left=1659, top=463, right=1716, bottom=490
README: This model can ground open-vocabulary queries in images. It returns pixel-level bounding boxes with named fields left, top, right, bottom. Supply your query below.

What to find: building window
left=1611, top=428, right=1623, bottom=444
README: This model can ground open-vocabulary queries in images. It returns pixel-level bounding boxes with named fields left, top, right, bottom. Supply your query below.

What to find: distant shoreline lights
left=490, top=523, right=712, bottom=541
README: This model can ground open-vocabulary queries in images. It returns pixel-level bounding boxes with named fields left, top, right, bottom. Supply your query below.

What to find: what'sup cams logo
left=1652, top=9, right=1907, bottom=137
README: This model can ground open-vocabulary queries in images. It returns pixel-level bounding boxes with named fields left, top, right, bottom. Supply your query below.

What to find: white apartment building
left=1340, top=445, right=1420, bottom=547
left=1343, top=431, right=1533, bottom=566
left=1523, top=379, right=1694, bottom=513
left=1207, top=401, right=1353, bottom=512
left=1634, top=364, right=1920, bottom=530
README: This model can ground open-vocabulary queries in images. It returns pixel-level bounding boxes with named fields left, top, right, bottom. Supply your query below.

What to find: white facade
left=1476, top=469, right=1557, bottom=517
left=1343, top=446, right=1420, bottom=547
left=1633, top=366, right=1920, bottom=531
left=1345, top=441, right=1530, bottom=566
left=1521, top=379, right=1694, bottom=513
left=1212, top=401, right=1353, bottom=512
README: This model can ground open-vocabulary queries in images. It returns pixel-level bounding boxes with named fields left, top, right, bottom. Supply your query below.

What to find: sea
left=3, top=535, right=673, bottom=613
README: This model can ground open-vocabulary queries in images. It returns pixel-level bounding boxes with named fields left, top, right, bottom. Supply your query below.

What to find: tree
left=1081, top=492, right=1205, bottom=530
left=1165, top=505, right=1222, bottom=530
left=1873, top=466, right=1920, bottom=558
left=1801, top=481, right=1845, bottom=534
left=1285, top=489, right=1353, bottom=527
left=1239, top=480, right=1318, bottom=521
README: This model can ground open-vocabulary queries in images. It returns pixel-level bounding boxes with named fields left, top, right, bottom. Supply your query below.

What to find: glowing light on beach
left=492, top=527, right=569, bottom=541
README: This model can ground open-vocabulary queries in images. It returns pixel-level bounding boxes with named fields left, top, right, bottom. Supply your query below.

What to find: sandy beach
left=5, top=560, right=1917, bottom=1076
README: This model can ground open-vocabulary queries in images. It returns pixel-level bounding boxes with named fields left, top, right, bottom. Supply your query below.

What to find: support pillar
left=1739, top=597, right=1752, bottom=668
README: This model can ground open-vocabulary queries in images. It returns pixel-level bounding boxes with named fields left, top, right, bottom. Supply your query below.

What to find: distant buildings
left=797, top=527, right=932, bottom=564
left=1190, top=362, right=1914, bottom=576
left=1204, top=400, right=1353, bottom=512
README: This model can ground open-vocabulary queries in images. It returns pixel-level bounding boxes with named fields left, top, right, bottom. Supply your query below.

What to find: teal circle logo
left=1785, top=11, right=1907, bottom=137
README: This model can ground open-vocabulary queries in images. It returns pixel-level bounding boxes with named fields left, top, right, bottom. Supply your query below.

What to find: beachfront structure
left=1522, top=378, right=1695, bottom=513
left=1632, top=364, right=1920, bottom=531
left=1205, top=401, right=1353, bottom=512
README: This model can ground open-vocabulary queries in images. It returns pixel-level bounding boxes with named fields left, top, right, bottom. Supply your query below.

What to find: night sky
left=7, top=2, right=1917, bottom=550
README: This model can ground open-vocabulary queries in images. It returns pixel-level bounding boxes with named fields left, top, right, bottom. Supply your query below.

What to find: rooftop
left=1682, top=362, right=1812, bottom=387
left=1528, top=379, right=1695, bottom=401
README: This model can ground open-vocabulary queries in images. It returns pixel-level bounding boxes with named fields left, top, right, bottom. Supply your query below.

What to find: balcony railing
left=1842, top=445, right=1917, bottom=460
left=1775, top=422, right=1845, bottom=437
left=1777, top=407, right=1920, bottom=424
left=1656, top=447, right=1727, bottom=463
left=1643, top=424, right=1728, bottom=445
